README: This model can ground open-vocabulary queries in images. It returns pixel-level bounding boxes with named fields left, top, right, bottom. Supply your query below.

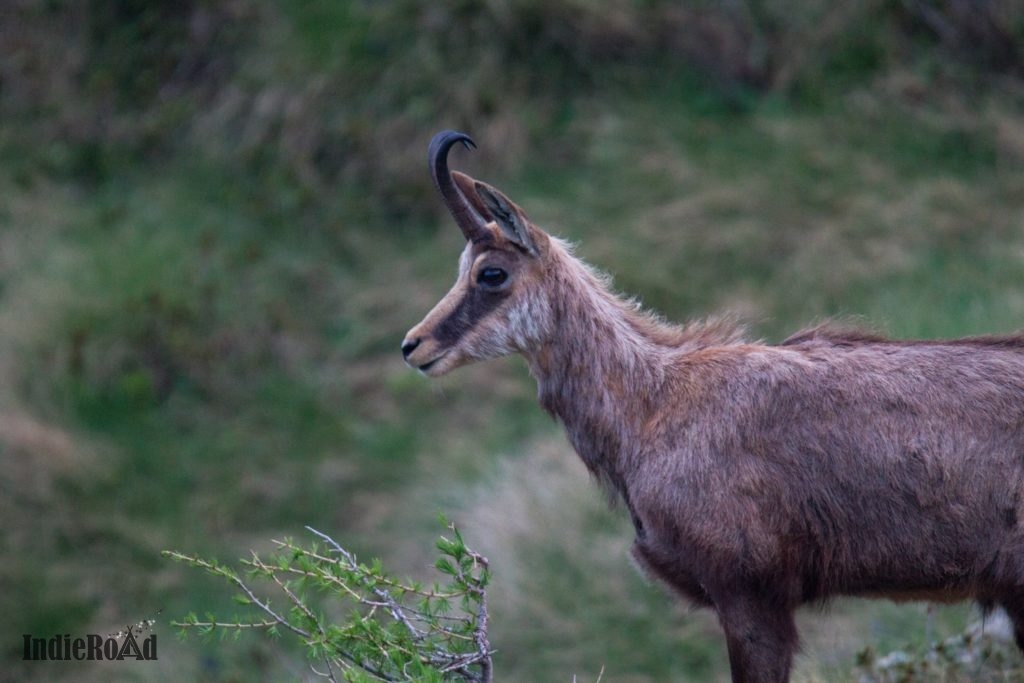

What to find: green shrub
left=165, top=521, right=492, bottom=682
left=855, top=614, right=1024, bottom=682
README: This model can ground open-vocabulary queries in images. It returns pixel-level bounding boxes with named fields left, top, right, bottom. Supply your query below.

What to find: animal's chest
left=559, top=414, right=634, bottom=488
left=562, top=416, right=618, bottom=464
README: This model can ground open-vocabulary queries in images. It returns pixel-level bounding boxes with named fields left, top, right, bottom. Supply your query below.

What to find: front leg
left=715, top=593, right=798, bottom=683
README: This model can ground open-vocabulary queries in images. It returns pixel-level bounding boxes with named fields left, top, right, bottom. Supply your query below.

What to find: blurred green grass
left=2, top=1, right=1024, bottom=681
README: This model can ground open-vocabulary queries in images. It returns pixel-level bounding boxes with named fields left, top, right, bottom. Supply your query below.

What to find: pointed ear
left=473, top=181, right=539, bottom=256
left=451, top=172, right=492, bottom=226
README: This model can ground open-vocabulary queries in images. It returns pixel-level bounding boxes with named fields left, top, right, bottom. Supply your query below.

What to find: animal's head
left=402, top=131, right=556, bottom=376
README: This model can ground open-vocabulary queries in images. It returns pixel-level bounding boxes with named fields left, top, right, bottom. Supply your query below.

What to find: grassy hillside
left=3, top=1, right=1024, bottom=681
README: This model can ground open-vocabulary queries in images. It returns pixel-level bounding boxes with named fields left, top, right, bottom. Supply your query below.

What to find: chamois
left=402, top=130, right=1024, bottom=683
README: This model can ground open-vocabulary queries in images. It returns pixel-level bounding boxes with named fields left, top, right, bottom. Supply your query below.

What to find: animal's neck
left=523, top=255, right=668, bottom=494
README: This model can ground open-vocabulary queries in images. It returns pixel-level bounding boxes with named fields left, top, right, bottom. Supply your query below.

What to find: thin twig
left=164, top=551, right=310, bottom=639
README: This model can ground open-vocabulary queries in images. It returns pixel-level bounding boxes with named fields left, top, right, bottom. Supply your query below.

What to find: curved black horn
left=428, top=130, right=489, bottom=242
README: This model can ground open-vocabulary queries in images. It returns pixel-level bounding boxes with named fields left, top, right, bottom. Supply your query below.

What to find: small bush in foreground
left=164, top=522, right=492, bottom=682
left=856, top=610, right=1024, bottom=682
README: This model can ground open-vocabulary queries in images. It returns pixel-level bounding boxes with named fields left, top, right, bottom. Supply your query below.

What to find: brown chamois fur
left=403, top=131, right=1024, bottom=683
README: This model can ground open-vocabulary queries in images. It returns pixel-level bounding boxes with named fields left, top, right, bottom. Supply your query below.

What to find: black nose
left=401, top=338, right=421, bottom=359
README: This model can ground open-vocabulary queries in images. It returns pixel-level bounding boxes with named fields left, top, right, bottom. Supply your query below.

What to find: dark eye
left=477, top=267, right=508, bottom=288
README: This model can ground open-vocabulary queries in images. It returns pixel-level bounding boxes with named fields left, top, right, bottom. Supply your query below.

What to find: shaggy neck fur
left=522, top=239, right=743, bottom=499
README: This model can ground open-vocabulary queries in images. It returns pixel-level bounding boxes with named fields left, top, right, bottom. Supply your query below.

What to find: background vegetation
left=2, top=0, right=1023, bottom=680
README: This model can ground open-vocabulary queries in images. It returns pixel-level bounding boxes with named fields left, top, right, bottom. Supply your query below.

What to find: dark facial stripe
left=433, top=286, right=511, bottom=348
